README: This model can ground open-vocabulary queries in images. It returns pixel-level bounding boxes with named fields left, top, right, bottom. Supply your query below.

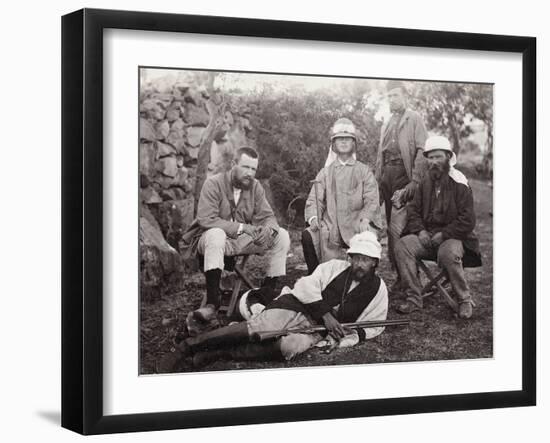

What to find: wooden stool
left=418, top=259, right=477, bottom=313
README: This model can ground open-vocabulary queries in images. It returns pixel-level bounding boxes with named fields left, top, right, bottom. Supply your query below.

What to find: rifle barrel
left=251, top=318, right=410, bottom=342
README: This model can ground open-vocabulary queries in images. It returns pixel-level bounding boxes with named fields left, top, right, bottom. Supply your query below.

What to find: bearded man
left=159, top=231, right=388, bottom=371
left=394, top=136, right=482, bottom=319
left=180, top=147, right=290, bottom=321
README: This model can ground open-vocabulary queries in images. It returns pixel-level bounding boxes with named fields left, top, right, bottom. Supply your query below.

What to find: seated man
left=180, top=146, right=290, bottom=321
left=302, top=118, right=382, bottom=275
left=159, top=232, right=388, bottom=371
left=394, top=136, right=482, bottom=319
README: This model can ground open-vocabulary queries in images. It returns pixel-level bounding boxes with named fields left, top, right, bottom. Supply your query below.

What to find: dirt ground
left=140, top=178, right=493, bottom=374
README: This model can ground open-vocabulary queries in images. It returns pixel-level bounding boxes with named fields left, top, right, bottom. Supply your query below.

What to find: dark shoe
left=192, top=349, right=231, bottom=368
left=458, top=300, right=473, bottom=319
left=193, top=304, right=217, bottom=323
left=396, top=298, right=422, bottom=314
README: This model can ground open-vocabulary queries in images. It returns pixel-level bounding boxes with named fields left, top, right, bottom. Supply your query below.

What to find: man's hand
left=431, top=232, right=444, bottom=247
left=253, top=226, right=273, bottom=248
left=401, top=181, right=418, bottom=202
left=322, top=312, right=347, bottom=341
left=241, top=224, right=257, bottom=238
left=418, top=230, right=432, bottom=249
left=309, top=216, right=320, bottom=232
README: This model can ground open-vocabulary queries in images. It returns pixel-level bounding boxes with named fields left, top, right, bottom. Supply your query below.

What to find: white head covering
left=346, top=231, right=382, bottom=259
left=423, top=135, right=469, bottom=186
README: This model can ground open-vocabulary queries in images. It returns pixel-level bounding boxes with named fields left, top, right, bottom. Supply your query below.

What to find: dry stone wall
left=139, top=72, right=253, bottom=302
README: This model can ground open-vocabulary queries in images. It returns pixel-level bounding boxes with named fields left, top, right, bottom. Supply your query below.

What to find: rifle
left=251, top=318, right=410, bottom=342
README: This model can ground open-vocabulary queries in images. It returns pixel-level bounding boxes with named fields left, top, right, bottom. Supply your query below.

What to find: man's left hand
left=431, top=232, right=444, bottom=247
left=253, top=226, right=273, bottom=248
left=401, top=181, right=418, bottom=202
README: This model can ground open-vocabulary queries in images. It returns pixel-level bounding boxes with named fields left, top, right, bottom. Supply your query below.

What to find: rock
left=140, top=174, right=150, bottom=189
left=140, top=142, right=157, bottom=176
left=186, top=126, right=205, bottom=147
left=141, top=186, right=163, bottom=204
left=171, top=118, right=185, bottom=131
left=183, top=87, right=202, bottom=106
left=156, top=141, right=176, bottom=158
left=140, top=118, right=157, bottom=142
left=166, top=130, right=185, bottom=150
left=140, top=100, right=165, bottom=121
left=140, top=206, right=184, bottom=302
left=156, top=157, right=178, bottom=178
left=173, top=167, right=189, bottom=187
left=185, top=104, right=210, bottom=127
left=149, top=197, right=194, bottom=250
left=166, top=107, right=181, bottom=122
left=160, top=189, right=178, bottom=201
left=155, top=120, right=170, bottom=140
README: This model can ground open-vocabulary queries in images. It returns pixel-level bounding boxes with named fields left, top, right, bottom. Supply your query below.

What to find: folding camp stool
left=417, top=259, right=476, bottom=313
left=199, top=255, right=255, bottom=318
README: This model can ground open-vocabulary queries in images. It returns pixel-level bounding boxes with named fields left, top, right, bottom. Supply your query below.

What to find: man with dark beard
left=393, top=136, right=481, bottom=318
left=159, top=232, right=388, bottom=371
left=180, top=147, right=290, bottom=322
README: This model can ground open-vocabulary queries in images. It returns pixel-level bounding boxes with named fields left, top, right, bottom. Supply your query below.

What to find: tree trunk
left=448, top=117, right=461, bottom=159
left=193, top=73, right=225, bottom=216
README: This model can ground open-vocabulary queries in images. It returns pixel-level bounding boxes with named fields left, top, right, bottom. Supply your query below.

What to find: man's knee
left=395, top=235, right=417, bottom=260
left=437, top=239, right=464, bottom=267
left=273, top=227, right=290, bottom=251
left=203, top=228, right=227, bottom=248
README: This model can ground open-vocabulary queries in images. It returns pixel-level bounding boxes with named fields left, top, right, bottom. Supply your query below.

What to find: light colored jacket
left=304, top=158, right=382, bottom=248
left=375, top=108, right=428, bottom=184
left=180, top=171, right=279, bottom=258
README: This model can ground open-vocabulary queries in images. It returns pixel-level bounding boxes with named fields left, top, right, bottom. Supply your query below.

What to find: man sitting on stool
left=394, top=136, right=481, bottom=319
left=180, top=147, right=290, bottom=322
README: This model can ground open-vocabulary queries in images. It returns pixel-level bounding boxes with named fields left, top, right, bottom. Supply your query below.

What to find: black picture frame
left=61, top=8, right=536, bottom=435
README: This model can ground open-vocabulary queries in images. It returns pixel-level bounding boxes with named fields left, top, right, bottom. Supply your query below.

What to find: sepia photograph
left=138, top=67, right=493, bottom=375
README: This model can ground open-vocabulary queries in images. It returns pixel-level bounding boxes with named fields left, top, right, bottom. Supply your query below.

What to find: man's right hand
left=309, top=217, right=320, bottom=232
left=322, top=312, right=347, bottom=340
left=418, top=230, right=432, bottom=249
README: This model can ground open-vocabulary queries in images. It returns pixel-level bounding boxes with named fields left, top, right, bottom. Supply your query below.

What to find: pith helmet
left=330, top=118, right=357, bottom=141
left=347, top=231, right=382, bottom=259
left=423, top=135, right=457, bottom=167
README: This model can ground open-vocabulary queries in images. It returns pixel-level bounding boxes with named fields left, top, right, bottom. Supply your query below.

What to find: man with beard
left=302, top=118, right=382, bottom=275
left=159, top=232, right=388, bottom=371
left=180, top=147, right=290, bottom=322
left=394, top=136, right=481, bottom=319
left=375, top=80, right=428, bottom=291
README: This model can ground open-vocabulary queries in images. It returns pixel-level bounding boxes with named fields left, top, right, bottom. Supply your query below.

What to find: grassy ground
left=140, top=178, right=493, bottom=374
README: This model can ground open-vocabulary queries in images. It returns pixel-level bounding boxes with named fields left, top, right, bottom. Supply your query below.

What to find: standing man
left=302, top=118, right=382, bottom=275
left=375, top=80, right=428, bottom=291
left=394, top=136, right=481, bottom=319
left=159, top=232, right=388, bottom=371
left=180, top=147, right=290, bottom=321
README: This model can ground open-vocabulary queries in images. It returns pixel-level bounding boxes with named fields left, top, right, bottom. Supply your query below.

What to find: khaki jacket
left=375, top=108, right=428, bottom=184
left=304, top=158, right=382, bottom=250
left=180, top=171, right=279, bottom=258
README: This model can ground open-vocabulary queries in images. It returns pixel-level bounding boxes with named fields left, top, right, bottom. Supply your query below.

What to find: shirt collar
left=337, top=156, right=356, bottom=166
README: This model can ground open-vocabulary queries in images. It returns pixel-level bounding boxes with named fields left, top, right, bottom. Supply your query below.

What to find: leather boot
left=192, top=342, right=284, bottom=368
left=301, top=229, right=319, bottom=275
left=194, top=269, right=222, bottom=322
left=186, top=322, right=250, bottom=352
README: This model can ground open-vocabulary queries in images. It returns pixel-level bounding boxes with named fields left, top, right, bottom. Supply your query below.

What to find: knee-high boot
left=301, top=230, right=319, bottom=275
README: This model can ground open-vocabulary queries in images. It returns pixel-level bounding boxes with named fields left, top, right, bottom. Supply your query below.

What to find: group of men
left=158, top=80, right=481, bottom=372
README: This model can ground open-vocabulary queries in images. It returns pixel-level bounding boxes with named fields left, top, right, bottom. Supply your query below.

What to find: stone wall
left=139, top=71, right=252, bottom=302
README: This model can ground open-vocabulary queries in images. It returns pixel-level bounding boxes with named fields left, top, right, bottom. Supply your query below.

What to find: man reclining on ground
left=158, top=231, right=388, bottom=372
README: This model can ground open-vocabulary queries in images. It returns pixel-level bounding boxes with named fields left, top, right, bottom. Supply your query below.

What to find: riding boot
left=194, top=269, right=222, bottom=322
left=186, top=322, right=250, bottom=352
left=301, top=230, right=319, bottom=275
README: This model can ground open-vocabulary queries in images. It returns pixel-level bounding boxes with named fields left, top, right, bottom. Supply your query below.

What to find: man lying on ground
left=158, top=231, right=388, bottom=372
